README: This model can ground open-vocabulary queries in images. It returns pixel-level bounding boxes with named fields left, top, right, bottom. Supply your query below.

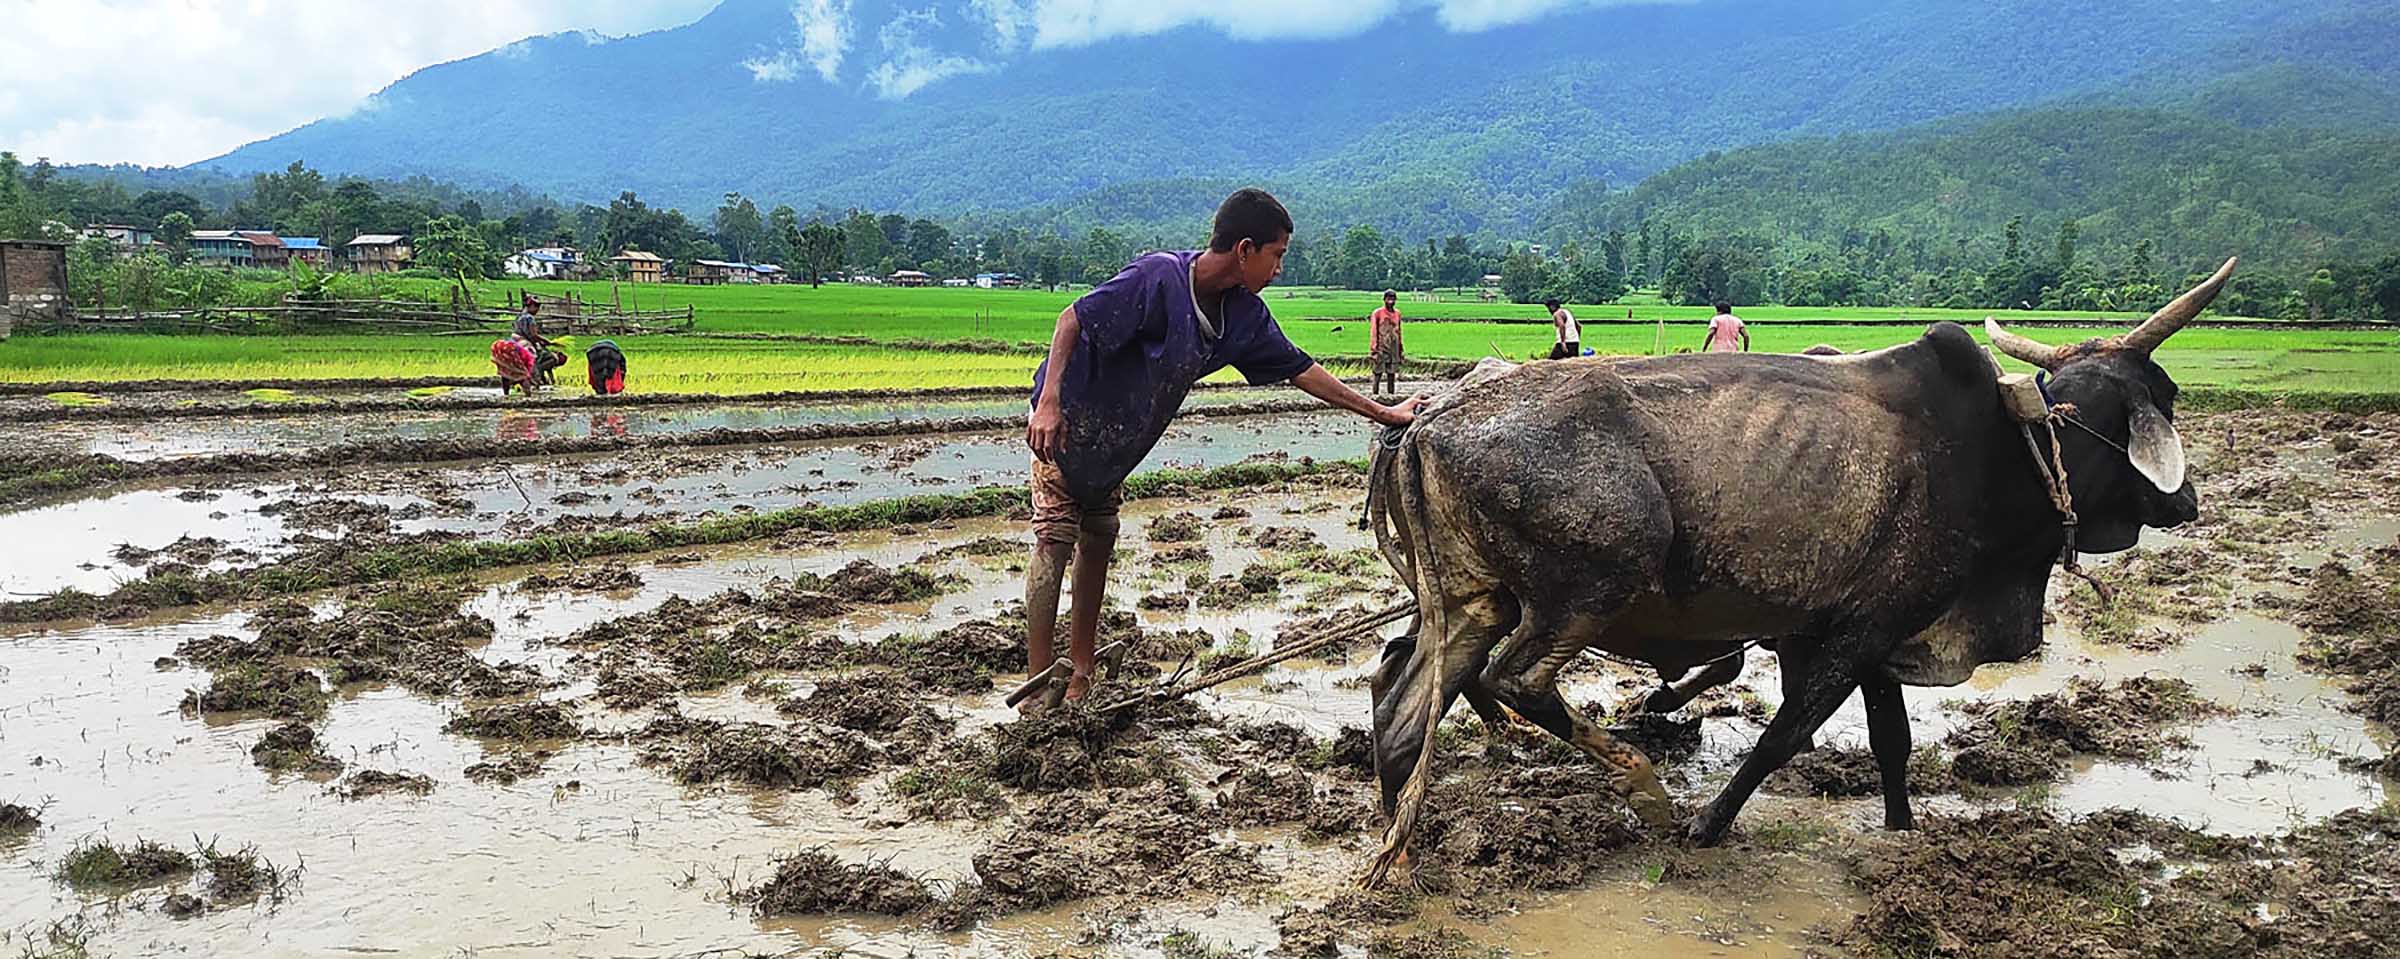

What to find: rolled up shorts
left=1030, top=458, right=1122, bottom=547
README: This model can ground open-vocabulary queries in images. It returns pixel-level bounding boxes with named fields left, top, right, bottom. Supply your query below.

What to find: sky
left=2, top=0, right=1661, bottom=167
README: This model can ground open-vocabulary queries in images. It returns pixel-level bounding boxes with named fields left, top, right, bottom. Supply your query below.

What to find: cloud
left=866, top=7, right=992, bottom=99
left=0, top=0, right=719, bottom=166
left=967, top=0, right=1673, bottom=50
left=746, top=0, right=855, bottom=84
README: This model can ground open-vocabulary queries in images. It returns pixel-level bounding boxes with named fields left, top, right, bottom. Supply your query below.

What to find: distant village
left=72, top=223, right=1029, bottom=289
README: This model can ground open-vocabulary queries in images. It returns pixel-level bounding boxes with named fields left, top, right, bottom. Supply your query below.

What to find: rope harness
left=2018, top=396, right=2116, bottom=607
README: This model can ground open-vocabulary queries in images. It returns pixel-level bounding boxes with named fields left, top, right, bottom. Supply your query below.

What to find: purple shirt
left=1033, top=251, right=1314, bottom=505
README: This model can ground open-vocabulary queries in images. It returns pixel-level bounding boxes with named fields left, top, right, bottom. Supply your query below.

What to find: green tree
left=1661, top=237, right=1768, bottom=306
left=1437, top=234, right=1476, bottom=288
left=2371, top=254, right=2400, bottom=323
left=788, top=220, right=844, bottom=286
left=414, top=214, right=500, bottom=280
left=2302, top=268, right=2337, bottom=322
left=155, top=211, right=195, bottom=265
left=1562, top=259, right=1627, bottom=305
left=1336, top=225, right=1389, bottom=290
left=763, top=205, right=799, bottom=265
left=1499, top=249, right=1553, bottom=304
left=842, top=211, right=888, bottom=273
left=713, top=192, right=764, bottom=263
left=910, top=219, right=955, bottom=273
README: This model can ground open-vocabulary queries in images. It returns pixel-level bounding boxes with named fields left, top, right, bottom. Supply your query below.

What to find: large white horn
left=2119, top=256, right=2237, bottom=355
left=1985, top=317, right=2066, bottom=371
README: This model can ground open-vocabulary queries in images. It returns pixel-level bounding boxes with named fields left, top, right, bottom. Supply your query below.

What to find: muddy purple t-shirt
left=1033, top=250, right=1314, bottom=505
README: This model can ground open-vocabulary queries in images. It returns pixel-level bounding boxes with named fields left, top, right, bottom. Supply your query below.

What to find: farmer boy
left=1020, top=188, right=1422, bottom=711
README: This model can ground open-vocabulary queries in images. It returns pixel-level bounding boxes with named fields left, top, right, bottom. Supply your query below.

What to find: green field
left=3, top=278, right=2390, bottom=394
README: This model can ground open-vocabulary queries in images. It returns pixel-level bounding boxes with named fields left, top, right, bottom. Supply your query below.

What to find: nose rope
left=2020, top=407, right=2114, bottom=607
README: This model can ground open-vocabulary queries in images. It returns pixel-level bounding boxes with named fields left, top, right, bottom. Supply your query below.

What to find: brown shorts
left=1031, top=458, right=1122, bottom=546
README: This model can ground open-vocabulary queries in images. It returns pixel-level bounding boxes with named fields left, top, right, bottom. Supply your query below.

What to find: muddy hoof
left=1685, top=813, right=1730, bottom=847
left=1641, top=686, right=1687, bottom=714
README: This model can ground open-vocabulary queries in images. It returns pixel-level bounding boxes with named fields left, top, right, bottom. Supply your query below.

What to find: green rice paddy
left=3, top=279, right=2389, bottom=394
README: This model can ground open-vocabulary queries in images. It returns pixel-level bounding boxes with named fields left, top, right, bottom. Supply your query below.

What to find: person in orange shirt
left=1369, top=289, right=1404, bottom=394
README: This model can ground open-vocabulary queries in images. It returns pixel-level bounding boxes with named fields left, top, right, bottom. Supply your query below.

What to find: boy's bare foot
left=1063, top=671, right=1094, bottom=702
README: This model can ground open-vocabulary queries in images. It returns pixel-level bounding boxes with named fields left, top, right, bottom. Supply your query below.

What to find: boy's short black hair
left=1712, top=300, right=1733, bottom=314
left=1543, top=298, right=1562, bottom=311
left=1209, top=188, right=1293, bottom=253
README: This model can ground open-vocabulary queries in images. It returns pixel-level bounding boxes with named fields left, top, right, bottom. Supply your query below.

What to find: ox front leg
left=1691, top=638, right=1862, bottom=847
left=1481, top=612, right=1675, bottom=829
left=1860, top=675, right=1915, bottom=831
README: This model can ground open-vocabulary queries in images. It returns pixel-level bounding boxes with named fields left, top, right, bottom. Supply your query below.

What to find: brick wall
left=1, top=242, right=70, bottom=335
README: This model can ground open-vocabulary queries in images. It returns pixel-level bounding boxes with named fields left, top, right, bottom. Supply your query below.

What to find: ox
left=1363, top=259, right=2235, bottom=882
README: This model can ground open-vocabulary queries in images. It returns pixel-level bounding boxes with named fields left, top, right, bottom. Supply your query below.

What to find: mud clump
left=989, top=705, right=1155, bottom=792
left=1251, top=526, right=1320, bottom=551
left=741, top=849, right=935, bottom=917
left=1, top=802, right=42, bottom=830
left=199, top=842, right=298, bottom=904
left=463, top=751, right=554, bottom=785
left=1766, top=745, right=1955, bottom=798
left=1196, top=564, right=1283, bottom=609
left=634, top=712, right=876, bottom=790
left=1945, top=676, right=2229, bottom=786
left=1212, top=505, right=1251, bottom=520
left=181, top=663, right=328, bottom=719
left=1834, top=806, right=2400, bottom=959
left=259, top=497, right=394, bottom=534
left=800, top=558, right=955, bottom=604
left=966, top=782, right=1263, bottom=916
left=445, top=701, right=580, bottom=741
left=1147, top=512, right=1207, bottom=543
left=250, top=721, right=343, bottom=774
left=2287, top=557, right=2400, bottom=724
left=778, top=674, right=950, bottom=739
left=53, top=838, right=195, bottom=890
left=1300, top=726, right=1377, bottom=779
left=1412, top=766, right=1647, bottom=892
left=330, top=770, right=436, bottom=800
left=235, top=581, right=539, bottom=700
left=515, top=563, right=644, bottom=593
left=162, top=892, right=205, bottom=918
left=888, top=744, right=1008, bottom=821
left=1274, top=891, right=1419, bottom=957
left=1214, top=764, right=1317, bottom=826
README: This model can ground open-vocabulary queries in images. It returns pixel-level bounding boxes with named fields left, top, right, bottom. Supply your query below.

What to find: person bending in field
left=586, top=339, right=628, bottom=395
left=1020, top=188, right=1423, bottom=712
left=1370, top=289, right=1404, bottom=395
left=1703, top=299, right=1750, bottom=353
left=491, top=337, right=538, bottom=396
left=1547, top=298, right=1580, bottom=360
left=514, top=298, right=566, bottom=385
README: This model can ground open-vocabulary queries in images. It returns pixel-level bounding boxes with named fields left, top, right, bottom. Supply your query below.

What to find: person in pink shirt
left=1369, top=289, right=1404, bottom=394
left=1702, top=299, right=1750, bottom=353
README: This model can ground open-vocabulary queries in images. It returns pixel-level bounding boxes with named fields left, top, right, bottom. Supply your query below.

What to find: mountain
left=1566, top=106, right=2400, bottom=275
left=192, top=0, right=2393, bottom=239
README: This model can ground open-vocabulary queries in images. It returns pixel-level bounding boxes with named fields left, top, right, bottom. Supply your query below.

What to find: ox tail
left=1363, top=428, right=1451, bottom=888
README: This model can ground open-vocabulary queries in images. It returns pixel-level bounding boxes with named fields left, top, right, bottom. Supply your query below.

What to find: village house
left=344, top=234, right=412, bottom=274
left=609, top=249, right=664, bottom=283
left=972, top=272, right=1025, bottom=289
left=189, top=230, right=256, bottom=268
left=82, top=224, right=153, bottom=250
left=888, top=269, right=932, bottom=287
left=281, top=237, right=330, bottom=267
left=687, top=259, right=753, bottom=284
left=237, top=231, right=288, bottom=269
left=504, top=247, right=580, bottom=280
left=750, top=263, right=785, bottom=284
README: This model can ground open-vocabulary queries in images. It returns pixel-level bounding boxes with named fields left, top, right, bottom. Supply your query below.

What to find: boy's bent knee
left=1077, top=512, right=1120, bottom=543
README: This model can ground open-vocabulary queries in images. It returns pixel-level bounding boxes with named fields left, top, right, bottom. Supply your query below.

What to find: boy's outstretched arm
left=1027, top=306, right=1079, bottom=461
left=1289, top=364, right=1420, bottom=426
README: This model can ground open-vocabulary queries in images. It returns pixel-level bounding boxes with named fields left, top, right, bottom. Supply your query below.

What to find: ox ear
left=2126, top=401, right=2186, bottom=493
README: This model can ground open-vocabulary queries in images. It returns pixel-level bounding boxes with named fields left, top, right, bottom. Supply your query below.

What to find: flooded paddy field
left=1, top=402, right=2396, bottom=958
left=3, top=404, right=1369, bottom=597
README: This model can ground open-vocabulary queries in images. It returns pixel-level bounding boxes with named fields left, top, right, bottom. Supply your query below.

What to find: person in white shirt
left=1547, top=298, right=1580, bottom=360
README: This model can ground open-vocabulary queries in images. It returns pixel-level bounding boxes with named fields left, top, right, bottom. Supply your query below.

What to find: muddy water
left=7, top=407, right=2398, bottom=957
left=7, top=471, right=2392, bottom=958
left=5, top=407, right=1370, bottom=596
left=9, top=386, right=1389, bottom=463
